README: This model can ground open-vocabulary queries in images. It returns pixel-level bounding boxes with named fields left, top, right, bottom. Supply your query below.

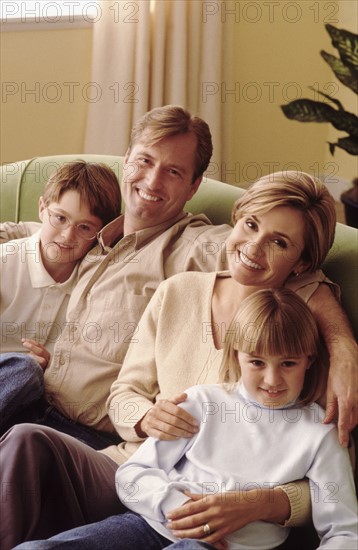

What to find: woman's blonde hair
left=231, top=171, right=336, bottom=272
left=220, top=288, right=327, bottom=405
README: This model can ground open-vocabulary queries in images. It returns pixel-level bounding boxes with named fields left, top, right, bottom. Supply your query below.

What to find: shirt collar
left=96, top=211, right=190, bottom=252
left=27, top=231, right=78, bottom=292
left=238, top=380, right=298, bottom=410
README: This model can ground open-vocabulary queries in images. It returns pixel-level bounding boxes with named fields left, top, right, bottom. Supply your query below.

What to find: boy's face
left=120, top=132, right=202, bottom=233
left=39, top=190, right=103, bottom=268
left=238, top=351, right=311, bottom=407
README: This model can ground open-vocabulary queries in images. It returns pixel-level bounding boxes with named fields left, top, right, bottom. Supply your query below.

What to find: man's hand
left=22, top=339, right=51, bottom=369
left=308, top=284, right=358, bottom=447
left=323, top=338, right=358, bottom=447
left=135, top=393, right=199, bottom=439
left=166, top=488, right=290, bottom=547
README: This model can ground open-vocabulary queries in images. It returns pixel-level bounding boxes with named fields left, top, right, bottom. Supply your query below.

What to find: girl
left=17, top=289, right=357, bottom=549
left=113, top=288, right=356, bottom=550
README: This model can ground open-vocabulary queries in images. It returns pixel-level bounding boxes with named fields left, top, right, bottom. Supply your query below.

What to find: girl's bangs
left=236, top=318, right=317, bottom=358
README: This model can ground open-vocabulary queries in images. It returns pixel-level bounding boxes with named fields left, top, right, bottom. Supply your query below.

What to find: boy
left=0, top=160, right=120, bottom=428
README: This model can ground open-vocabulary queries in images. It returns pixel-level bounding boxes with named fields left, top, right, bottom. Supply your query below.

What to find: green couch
left=1, top=154, right=357, bottom=337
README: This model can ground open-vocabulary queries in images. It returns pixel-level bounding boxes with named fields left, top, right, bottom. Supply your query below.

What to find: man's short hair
left=129, top=105, right=213, bottom=182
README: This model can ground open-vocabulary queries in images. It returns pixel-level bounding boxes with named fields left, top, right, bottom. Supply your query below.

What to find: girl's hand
left=22, top=339, right=51, bottom=369
left=135, top=393, right=199, bottom=440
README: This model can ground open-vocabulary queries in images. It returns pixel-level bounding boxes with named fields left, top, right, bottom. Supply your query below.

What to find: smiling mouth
left=239, top=251, right=262, bottom=270
left=137, top=189, right=161, bottom=202
left=55, top=243, right=75, bottom=249
left=260, top=388, right=286, bottom=398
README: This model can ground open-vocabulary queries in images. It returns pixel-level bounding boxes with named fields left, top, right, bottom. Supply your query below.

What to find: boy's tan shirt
left=0, top=231, right=78, bottom=355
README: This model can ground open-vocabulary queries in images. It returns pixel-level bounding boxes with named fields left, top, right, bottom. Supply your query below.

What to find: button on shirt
left=0, top=231, right=78, bottom=355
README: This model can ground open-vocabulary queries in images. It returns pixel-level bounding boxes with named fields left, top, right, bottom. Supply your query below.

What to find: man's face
left=120, top=132, right=202, bottom=233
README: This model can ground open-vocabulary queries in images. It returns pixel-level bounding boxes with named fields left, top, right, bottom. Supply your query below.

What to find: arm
left=106, top=282, right=198, bottom=441
left=308, top=428, right=357, bottom=548
left=116, top=431, right=193, bottom=522
left=308, top=284, right=358, bottom=446
left=0, top=221, right=41, bottom=243
left=166, top=480, right=312, bottom=545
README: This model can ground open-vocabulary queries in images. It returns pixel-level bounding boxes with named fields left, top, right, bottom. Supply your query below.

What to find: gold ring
left=203, top=523, right=211, bottom=536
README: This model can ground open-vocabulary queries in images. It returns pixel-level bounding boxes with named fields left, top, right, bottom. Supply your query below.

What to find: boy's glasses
left=47, top=208, right=98, bottom=241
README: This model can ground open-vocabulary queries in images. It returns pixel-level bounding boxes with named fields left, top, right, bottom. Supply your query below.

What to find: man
left=0, top=106, right=229, bottom=447
left=1, top=106, right=356, bottom=549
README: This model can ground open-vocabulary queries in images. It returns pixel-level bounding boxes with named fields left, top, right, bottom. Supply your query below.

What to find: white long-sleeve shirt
left=116, top=383, right=357, bottom=549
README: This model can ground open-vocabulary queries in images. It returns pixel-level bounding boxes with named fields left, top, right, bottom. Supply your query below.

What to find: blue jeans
left=13, top=513, right=172, bottom=549
left=0, top=353, right=43, bottom=430
left=0, top=353, right=121, bottom=450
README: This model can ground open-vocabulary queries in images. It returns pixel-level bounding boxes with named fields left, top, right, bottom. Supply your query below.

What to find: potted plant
left=281, top=24, right=358, bottom=228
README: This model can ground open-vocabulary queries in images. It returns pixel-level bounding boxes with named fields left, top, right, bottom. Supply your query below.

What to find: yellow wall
left=230, top=0, right=357, bottom=188
left=1, top=0, right=357, bottom=188
left=1, top=26, right=93, bottom=164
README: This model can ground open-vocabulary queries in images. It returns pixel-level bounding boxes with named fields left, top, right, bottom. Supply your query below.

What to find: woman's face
left=226, top=206, right=308, bottom=288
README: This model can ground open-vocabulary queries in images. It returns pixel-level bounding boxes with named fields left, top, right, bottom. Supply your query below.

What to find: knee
left=0, top=353, right=43, bottom=382
left=3, top=424, right=55, bottom=451
left=1, top=353, right=40, bottom=369
left=4, top=423, right=43, bottom=442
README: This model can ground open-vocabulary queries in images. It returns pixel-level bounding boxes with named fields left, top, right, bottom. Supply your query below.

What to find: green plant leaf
left=325, top=24, right=358, bottom=72
left=281, top=100, right=331, bottom=122
left=321, top=51, right=358, bottom=94
left=281, top=25, right=358, bottom=156
left=308, top=85, right=344, bottom=109
left=281, top=100, right=358, bottom=136
left=328, top=136, right=358, bottom=156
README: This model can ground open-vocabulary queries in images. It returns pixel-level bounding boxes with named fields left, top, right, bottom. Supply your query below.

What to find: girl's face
left=226, top=206, right=308, bottom=288
left=238, top=351, right=312, bottom=407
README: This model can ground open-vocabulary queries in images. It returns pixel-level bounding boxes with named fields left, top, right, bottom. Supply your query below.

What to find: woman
left=13, top=172, right=355, bottom=550
left=100, top=171, right=341, bottom=547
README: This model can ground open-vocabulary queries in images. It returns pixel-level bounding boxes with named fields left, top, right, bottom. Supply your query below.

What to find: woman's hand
left=135, top=393, right=199, bottom=440
left=166, top=487, right=290, bottom=546
left=22, top=338, right=51, bottom=369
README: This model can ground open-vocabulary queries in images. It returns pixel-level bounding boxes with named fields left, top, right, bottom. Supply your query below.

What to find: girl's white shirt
left=116, top=381, right=357, bottom=549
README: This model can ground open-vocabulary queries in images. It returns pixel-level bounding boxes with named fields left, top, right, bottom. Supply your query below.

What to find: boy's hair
left=129, top=105, right=213, bottom=182
left=220, top=288, right=327, bottom=405
left=231, top=171, right=336, bottom=273
left=42, top=161, right=121, bottom=226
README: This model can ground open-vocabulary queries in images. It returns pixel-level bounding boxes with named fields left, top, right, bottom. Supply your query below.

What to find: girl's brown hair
left=220, top=288, right=327, bottom=405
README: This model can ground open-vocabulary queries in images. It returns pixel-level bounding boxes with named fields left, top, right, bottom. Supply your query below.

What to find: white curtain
left=84, top=0, right=234, bottom=180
